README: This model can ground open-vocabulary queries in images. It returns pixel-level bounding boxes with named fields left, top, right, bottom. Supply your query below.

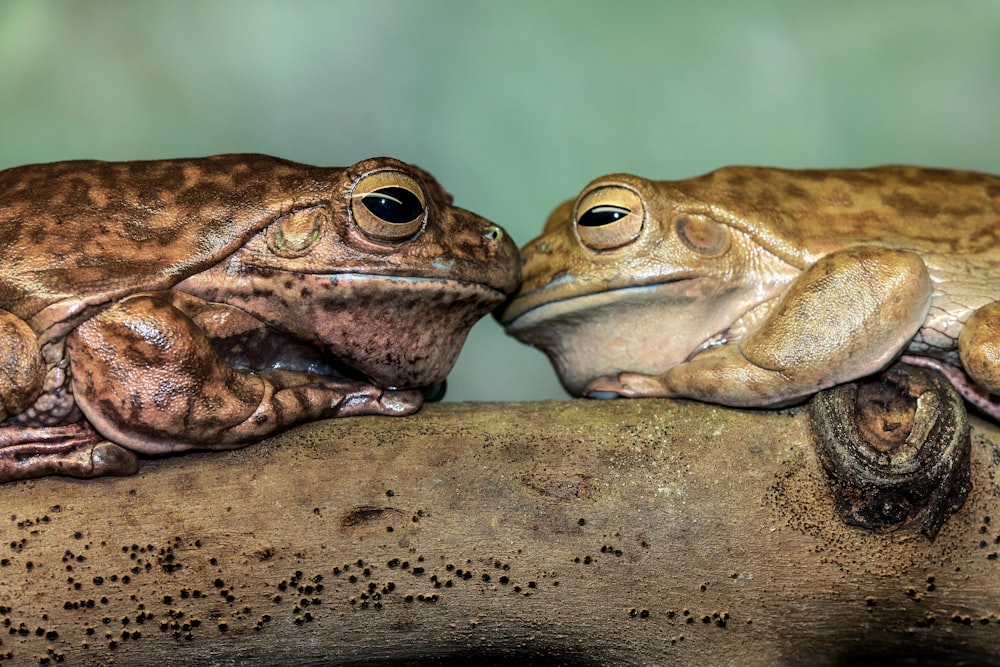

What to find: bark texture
left=1, top=398, right=999, bottom=665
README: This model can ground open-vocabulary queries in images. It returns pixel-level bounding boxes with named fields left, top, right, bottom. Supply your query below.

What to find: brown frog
left=0, top=154, right=520, bottom=482
left=499, top=166, right=1000, bottom=418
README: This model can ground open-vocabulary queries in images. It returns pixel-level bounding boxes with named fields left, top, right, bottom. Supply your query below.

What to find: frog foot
left=0, top=422, right=140, bottom=482
left=809, top=362, right=971, bottom=538
left=584, top=372, right=669, bottom=399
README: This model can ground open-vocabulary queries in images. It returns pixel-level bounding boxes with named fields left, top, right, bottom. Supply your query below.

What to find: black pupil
left=578, top=205, right=630, bottom=227
left=362, top=187, right=423, bottom=224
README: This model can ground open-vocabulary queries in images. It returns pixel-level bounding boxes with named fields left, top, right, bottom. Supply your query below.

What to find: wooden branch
left=2, top=399, right=999, bottom=665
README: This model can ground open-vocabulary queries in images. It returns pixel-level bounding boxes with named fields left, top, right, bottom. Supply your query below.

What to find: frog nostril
left=483, top=224, right=504, bottom=242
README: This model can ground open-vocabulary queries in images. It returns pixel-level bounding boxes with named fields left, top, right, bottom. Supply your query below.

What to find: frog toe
left=335, top=386, right=423, bottom=417
left=585, top=372, right=668, bottom=398
left=586, top=390, right=622, bottom=400
left=90, top=442, right=141, bottom=477
left=584, top=375, right=624, bottom=398
left=376, top=389, right=424, bottom=416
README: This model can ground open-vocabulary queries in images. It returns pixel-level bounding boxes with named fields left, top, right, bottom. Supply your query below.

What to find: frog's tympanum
left=0, top=154, right=520, bottom=482
left=500, top=166, right=1000, bottom=419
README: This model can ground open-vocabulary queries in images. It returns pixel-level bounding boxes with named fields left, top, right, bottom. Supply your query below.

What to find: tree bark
left=1, top=398, right=999, bottom=665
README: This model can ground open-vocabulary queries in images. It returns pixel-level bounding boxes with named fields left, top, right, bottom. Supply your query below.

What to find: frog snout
left=485, top=222, right=523, bottom=296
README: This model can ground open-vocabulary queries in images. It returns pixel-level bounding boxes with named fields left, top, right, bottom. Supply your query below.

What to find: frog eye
left=361, top=187, right=423, bottom=223
left=351, top=170, right=427, bottom=242
left=675, top=214, right=731, bottom=257
left=578, top=205, right=630, bottom=228
left=574, top=185, right=645, bottom=251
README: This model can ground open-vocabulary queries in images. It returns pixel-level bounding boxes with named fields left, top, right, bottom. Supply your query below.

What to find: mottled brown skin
left=0, top=154, right=520, bottom=481
left=499, top=165, right=1000, bottom=418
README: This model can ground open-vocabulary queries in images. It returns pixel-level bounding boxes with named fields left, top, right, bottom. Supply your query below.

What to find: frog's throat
left=503, top=281, right=734, bottom=396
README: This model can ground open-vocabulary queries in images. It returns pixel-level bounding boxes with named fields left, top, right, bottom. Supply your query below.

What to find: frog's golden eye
left=578, top=205, right=630, bottom=227
left=351, top=170, right=427, bottom=242
left=675, top=214, right=731, bottom=257
left=574, top=185, right=644, bottom=251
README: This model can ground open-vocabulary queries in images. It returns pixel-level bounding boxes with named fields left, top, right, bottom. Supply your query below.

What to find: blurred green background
left=1, top=1, right=997, bottom=401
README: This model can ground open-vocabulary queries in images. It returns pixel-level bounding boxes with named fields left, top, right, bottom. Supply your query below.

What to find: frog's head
left=497, top=173, right=784, bottom=395
left=180, top=156, right=521, bottom=390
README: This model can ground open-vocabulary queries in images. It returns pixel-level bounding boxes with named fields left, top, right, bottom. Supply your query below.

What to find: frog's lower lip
left=498, top=278, right=685, bottom=327
left=330, top=272, right=508, bottom=304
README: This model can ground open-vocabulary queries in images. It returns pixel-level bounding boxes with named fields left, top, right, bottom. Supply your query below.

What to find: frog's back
left=0, top=154, right=332, bottom=322
left=673, top=165, right=1000, bottom=266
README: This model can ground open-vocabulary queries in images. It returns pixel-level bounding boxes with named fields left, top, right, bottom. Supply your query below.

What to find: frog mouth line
left=330, top=272, right=509, bottom=304
left=32, top=274, right=509, bottom=358
left=499, top=276, right=692, bottom=328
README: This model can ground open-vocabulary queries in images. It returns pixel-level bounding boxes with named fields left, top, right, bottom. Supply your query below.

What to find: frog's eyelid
left=352, top=191, right=404, bottom=206
left=587, top=205, right=631, bottom=215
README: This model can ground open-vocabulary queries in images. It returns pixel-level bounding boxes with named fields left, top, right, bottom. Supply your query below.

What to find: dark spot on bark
left=341, top=505, right=404, bottom=527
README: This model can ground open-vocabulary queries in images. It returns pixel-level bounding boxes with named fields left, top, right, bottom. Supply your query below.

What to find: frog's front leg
left=67, top=294, right=422, bottom=455
left=587, top=247, right=933, bottom=407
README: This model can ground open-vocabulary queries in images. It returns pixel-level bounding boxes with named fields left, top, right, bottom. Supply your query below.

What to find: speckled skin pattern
left=500, top=165, right=1000, bottom=418
left=0, top=154, right=520, bottom=481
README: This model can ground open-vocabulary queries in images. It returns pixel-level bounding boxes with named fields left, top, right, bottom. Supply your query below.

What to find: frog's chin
left=303, top=273, right=507, bottom=389
left=502, top=281, right=720, bottom=396
left=179, top=270, right=507, bottom=390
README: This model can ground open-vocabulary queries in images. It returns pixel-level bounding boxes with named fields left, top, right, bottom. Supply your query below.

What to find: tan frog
left=0, top=154, right=520, bottom=481
left=499, top=166, right=1000, bottom=419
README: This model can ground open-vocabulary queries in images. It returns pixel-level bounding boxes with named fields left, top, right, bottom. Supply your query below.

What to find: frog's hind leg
left=0, top=422, right=139, bottom=482
left=65, top=293, right=423, bottom=456
left=959, top=302, right=1000, bottom=397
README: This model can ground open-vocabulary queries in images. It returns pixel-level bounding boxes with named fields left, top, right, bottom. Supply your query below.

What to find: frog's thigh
left=0, top=309, right=45, bottom=420
left=959, top=302, right=1000, bottom=394
left=668, top=247, right=932, bottom=405
left=66, top=295, right=264, bottom=453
